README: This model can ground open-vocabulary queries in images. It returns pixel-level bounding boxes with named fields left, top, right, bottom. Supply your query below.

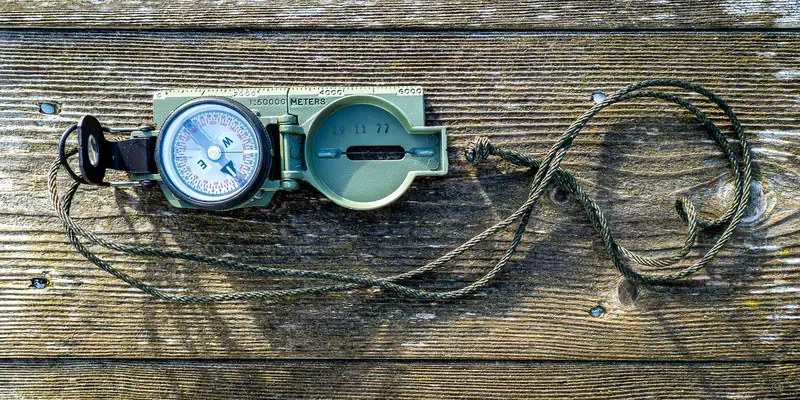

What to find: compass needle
left=184, top=120, right=215, bottom=150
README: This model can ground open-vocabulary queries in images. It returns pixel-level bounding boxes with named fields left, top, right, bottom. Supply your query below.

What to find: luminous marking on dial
left=159, top=102, right=262, bottom=204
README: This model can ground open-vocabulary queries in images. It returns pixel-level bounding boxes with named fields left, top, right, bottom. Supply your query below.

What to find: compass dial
left=156, top=98, right=270, bottom=210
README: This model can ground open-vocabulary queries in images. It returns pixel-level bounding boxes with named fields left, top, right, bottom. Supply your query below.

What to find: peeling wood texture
left=0, top=25, right=799, bottom=399
left=0, top=361, right=798, bottom=399
left=0, top=0, right=798, bottom=30
left=2, top=30, right=799, bottom=360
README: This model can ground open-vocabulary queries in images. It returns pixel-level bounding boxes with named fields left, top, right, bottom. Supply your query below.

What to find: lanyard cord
left=48, top=79, right=753, bottom=302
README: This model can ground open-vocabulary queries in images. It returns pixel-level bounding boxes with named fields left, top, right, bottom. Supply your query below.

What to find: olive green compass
left=60, top=87, right=448, bottom=210
left=52, top=80, right=756, bottom=302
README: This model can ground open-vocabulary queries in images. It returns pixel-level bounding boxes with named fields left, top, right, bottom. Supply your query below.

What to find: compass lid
left=301, top=94, right=448, bottom=210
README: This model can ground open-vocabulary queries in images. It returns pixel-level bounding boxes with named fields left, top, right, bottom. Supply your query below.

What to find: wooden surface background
left=0, top=1, right=798, bottom=399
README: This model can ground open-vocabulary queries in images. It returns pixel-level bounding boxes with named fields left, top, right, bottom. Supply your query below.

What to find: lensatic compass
left=59, top=87, right=448, bottom=210
left=51, top=80, right=755, bottom=301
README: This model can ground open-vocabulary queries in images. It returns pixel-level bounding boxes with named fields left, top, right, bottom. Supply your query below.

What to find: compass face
left=156, top=98, right=269, bottom=210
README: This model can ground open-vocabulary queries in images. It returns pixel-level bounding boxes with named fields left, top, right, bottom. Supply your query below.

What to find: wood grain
left=0, top=0, right=798, bottom=30
left=0, top=31, right=798, bottom=360
left=0, top=360, right=797, bottom=399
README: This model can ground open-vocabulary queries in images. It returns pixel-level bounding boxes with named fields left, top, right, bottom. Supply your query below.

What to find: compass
left=62, top=86, right=447, bottom=211
left=155, top=98, right=271, bottom=210
left=51, top=80, right=756, bottom=303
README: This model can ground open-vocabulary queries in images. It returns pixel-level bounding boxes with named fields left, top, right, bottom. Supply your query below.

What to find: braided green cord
left=48, top=79, right=754, bottom=302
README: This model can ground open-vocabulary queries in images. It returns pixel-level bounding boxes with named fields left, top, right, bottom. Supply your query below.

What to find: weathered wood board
left=0, top=0, right=798, bottom=30
left=0, top=31, right=797, bottom=363
left=0, top=361, right=797, bottom=399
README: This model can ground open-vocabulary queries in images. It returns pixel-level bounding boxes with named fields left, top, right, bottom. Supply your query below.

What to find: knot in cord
left=465, top=136, right=495, bottom=164
left=49, top=79, right=754, bottom=302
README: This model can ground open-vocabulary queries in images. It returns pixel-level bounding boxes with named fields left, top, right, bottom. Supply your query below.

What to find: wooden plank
left=0, top=31, right=798, bottom=360
left=0, top=360, right=796, bottom=399
left=0, top=1, right=798, bottom=30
